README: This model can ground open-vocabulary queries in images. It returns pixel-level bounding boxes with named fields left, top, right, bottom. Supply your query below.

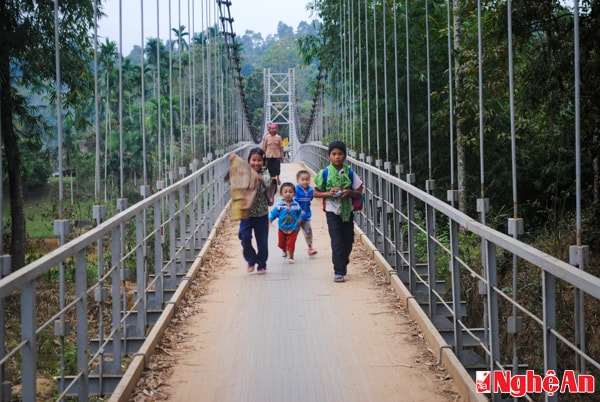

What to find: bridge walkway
left=144, top=163, right=464, bottom=401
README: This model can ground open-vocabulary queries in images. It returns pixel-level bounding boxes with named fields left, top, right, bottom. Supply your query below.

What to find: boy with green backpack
left=313, top=141, right=364, bottom=283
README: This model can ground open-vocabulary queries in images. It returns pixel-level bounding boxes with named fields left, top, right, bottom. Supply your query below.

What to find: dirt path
left=131, top=163, right=463, bottom=402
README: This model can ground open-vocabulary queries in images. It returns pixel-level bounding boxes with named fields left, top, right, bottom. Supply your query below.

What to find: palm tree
left=145, top=38, right=169, bottom=98
left=120, top=58, right=138, bottom=122
left=193, top=32, right=207, bottom=46
left=99, top=39, right=118, bottom=202
left=172, top=25, right=189, bottom=53
left=62, top=115, right=82, bottom=205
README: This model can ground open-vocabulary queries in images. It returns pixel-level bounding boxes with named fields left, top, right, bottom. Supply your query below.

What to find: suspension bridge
left=1, top=1, right=599, bottom=401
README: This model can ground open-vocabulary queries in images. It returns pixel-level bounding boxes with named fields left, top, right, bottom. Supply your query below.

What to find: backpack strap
left=321, top=168, right=328, bottom=212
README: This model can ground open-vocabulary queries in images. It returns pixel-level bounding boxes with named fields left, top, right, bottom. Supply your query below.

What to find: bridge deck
left=155, top=164, right=463, bottom=401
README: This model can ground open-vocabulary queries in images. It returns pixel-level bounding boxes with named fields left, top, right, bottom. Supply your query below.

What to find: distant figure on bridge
left=294, top=170, right=318, bottom=256
left=231, top=148, right=271, bottom=275
left=313, top=141, right=364, bottom=283
left=282, top=137, right=290, bottom=162
left=269, top=182, right=303, bottom=264
left=262, top=123, right=284, bottom=185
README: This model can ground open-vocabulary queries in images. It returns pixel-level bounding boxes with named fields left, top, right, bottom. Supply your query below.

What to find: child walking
left=231, top=148, right=271, bottom=274
left=313, top=141, right=363, bottom=282
left=294, top=170, right=318, bottom=256
left=269, top=182, right=303, bottom=264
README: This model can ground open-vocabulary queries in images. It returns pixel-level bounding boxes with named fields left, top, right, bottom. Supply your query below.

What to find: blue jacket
left=294, top=185, right=314, bottom=220
left=269, top=199, right=303, bottom=231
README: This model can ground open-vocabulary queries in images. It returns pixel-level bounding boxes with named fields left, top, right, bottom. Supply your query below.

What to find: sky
left=97, top=0, right=316, bottom=54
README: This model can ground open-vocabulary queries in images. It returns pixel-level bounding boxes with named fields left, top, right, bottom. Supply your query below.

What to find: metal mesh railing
left=0, top=144, right=254, bottom=401
left=296, top=142, right=600, bottom=401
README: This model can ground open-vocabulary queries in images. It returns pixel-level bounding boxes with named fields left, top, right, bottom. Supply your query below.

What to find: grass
left=2, top=177, right=103, bottom=242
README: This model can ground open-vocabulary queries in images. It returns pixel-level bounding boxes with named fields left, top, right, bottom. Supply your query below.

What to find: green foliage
left=21, top=145, right=52, bottom=191
left=305, top=0, right=600, bottom=240
left=1, top=0, right=96, bottom=269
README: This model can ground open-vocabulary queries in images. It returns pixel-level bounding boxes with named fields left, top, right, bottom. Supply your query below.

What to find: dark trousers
left=239, top=215, right=269, bottom=269
left=325, top=212, right=355, bottom=276
left=265, top=157, right=281, bottom=177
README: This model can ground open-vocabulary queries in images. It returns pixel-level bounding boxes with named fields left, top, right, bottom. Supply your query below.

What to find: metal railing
left=0, top=144, right=254, bottom=401
left=3, top=140, right=599, bottom=401
left=296, top=143, right=600, bottom=401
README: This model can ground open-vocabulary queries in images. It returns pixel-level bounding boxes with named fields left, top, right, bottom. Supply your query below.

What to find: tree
left=453, top=0, right=467, bottom=213
left=276, top=22, right=294, bottom=39
left=296, top=20, right=320, bottom=37
left=0, top=0, right=95, bottom=270
left=172, top=25, right=189, bottom=53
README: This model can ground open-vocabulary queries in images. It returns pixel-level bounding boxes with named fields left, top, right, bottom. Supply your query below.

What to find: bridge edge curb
left=108, top=203, right=232, bottom=402
left=354, top=226, right=488, bottom=402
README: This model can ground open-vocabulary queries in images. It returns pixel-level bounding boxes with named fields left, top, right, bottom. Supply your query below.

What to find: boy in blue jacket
left=294, top=170, right=317, bottom=256
left=269, top=182, right=303, bottom=264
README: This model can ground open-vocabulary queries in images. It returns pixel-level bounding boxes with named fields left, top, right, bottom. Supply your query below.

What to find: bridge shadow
left=133, top=163, right=465, bottom=402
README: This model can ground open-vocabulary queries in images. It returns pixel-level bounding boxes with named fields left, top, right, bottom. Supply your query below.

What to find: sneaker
left=308, top=247, right=317, bottom=256
left=334, top=274, right=345, bottom=282
left=257, top=268, right=267, bottom=275
left=282, top=251, right=288, bottom=258
left=288, top=259, right=295, bottom=264
left=247, top=264, right=255, bottom=273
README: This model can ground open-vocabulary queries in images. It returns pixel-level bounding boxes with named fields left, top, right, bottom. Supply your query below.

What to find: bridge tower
left=263, top=68, right=297, bottom=158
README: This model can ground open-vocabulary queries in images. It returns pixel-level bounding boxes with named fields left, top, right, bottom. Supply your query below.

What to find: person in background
left=294, top=170, right=318, bottom=256
left=282, top=137, right=290, bottom=162
left=269, top=182, right=303, bottom=264
left=262, top=123, right=284, bottom=184
left=231, top=148, right=271, bottom=274
left=313, top=141, right=363, bottom=282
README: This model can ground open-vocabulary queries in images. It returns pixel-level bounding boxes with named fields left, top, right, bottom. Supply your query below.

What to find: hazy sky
left=97, top=0, right=316, bottom=54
